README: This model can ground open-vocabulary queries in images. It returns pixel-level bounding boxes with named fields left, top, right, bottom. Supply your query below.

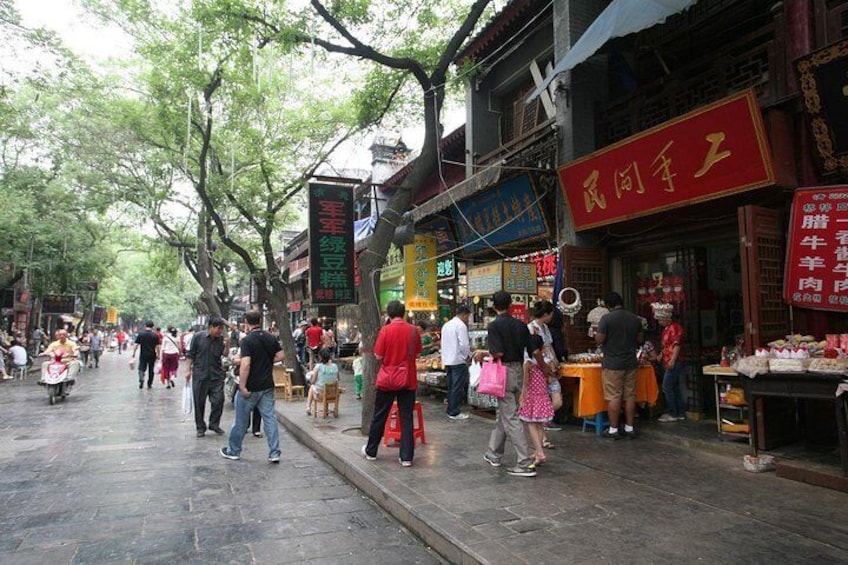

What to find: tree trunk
left=195, top=210, right=222, bottom=318
left=265, top=276, right=306, bottom=386
left=358, top=94, right=441, bottom=433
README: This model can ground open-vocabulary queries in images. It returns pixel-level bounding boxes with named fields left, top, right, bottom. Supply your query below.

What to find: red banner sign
left=784, top=185, right=848, bottom=312
left=558, top=89, right=775, bottom=231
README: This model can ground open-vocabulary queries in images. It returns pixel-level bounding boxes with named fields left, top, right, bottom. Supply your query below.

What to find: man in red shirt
left=657, top=309, right=686, bottom=423
left=305, top=318, right=325, bottom=369
left=361, top=300, right=422, bottom=467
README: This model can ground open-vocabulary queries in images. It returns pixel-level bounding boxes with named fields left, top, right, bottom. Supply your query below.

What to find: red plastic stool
left=383, top=400, right=427, bottom=447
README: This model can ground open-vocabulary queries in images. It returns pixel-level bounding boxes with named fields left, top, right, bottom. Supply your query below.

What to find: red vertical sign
left=784, top=185, right=848, bottom=312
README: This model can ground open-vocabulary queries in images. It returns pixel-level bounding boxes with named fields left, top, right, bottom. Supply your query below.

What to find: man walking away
left=594, top=291, right=644, bottom=439
left=221, top=310, right=284, bottom=463
left=482, top=291, right=538, bottom=477
left=187, top=318, right=228, bottom=437
left=441, top=305, right=472, bottom=420
left=131, top=322, right=160, bottom=389
left=89, top=328, right=103, bottom=368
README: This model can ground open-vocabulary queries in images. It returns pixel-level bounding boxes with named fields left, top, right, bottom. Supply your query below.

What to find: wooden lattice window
left=562, top=246, right=607, bottom=355
left=502, top=81, right=543, bottom=144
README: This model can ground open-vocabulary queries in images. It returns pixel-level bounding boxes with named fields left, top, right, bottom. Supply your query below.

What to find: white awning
left=527, top=0, right=698, bottom=102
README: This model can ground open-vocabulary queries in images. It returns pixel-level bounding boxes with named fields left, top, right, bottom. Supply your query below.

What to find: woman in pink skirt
left=518, top=334, right=555, bottom=465
left=159, top=327, right=182, bottom=389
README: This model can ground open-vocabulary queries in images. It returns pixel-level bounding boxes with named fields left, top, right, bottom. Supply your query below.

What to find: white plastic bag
left=182, top=382, right=193, bottom=415
left=468, top=361, right=482, bottom=388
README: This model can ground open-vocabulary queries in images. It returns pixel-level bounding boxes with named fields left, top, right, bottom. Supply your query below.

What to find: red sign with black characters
left=309, top=183, right=355, bottom=305
left=784, top=185, right=848, bottom=312
left=558, top=89, right=775, bottom=231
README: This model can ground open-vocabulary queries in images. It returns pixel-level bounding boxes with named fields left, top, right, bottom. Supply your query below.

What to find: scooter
left=38, top=352, right=79, bottom=405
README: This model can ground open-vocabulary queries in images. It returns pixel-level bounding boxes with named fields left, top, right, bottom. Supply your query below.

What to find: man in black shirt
left=481, top=291, right=538, bottom=477
left=221, top=310, right=285, bottom=463
left=187, top=318, right=228, bottom=437
left=131, top=321, right=160, bottom=389
left=595, top=291, right=644, bottom=439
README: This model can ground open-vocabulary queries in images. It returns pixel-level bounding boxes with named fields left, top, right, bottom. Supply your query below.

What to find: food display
left=733, top=333, right=847, bottom=376
left=808, top=358, right=848, bottom=374
left=567, top=353, right=603, bottom=364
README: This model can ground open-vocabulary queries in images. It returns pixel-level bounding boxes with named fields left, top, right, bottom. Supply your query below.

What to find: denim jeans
left=445, top=363, right=469, bottom=416
left=662, top=363, right=687, bottom=418
left=228, top=388, right=280, bottom=459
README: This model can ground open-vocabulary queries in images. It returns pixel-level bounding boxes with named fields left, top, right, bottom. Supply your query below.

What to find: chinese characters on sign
left=451, top=174, right=548, bottom=254
left=502, top=262, right=537, bottom=295
left=784, top=186, right=848, bottom=312
left=559, top=89, right=775, bottom=231
left=404, top=235, right=437, bottom=310
left=309, top=183, right=355, bottom=305
left=42, top=295, right=77, bottom=314
left=467, top=262, right=503, bottom=297
left=380, top=244, right=404, bottom=283
left=436, top=257, right=456, bottom=281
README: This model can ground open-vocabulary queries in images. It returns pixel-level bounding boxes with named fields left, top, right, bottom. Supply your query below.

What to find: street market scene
left=2, top=0, right=848, bottom=563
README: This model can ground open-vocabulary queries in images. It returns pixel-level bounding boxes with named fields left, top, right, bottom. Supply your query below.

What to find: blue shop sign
left=451, top=173, right=548, bottom=254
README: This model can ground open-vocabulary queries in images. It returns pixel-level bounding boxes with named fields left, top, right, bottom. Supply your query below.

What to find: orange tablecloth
left=558, top=363, right=658, bottom=417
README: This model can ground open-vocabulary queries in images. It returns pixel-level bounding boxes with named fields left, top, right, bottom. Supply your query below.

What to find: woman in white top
left=528, top=300, right=563, bottom=446
left=159, top=327, right=182, bottom=389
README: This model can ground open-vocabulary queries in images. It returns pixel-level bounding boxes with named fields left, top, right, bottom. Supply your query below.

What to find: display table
left=558, top=364, right=658, bottom=417
left=742, top=371, right=848, bottom=476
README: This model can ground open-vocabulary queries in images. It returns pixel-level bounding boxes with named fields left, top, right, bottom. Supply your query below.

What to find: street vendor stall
left=558, top=363, right=658, bottom=417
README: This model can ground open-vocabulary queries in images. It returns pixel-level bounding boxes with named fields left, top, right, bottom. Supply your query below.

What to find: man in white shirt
left=440, top=305, right=472, bottom=420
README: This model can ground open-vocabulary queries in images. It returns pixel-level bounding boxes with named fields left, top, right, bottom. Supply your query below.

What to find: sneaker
left=360, top=445, right=376, bottom=461
left=398, top=458, right=412, bottom=467
left=209, top=426, right=225, bottom=435
left=543, top=424, right=562, bottom=431
left=676, top=416, right=686, bottom=421
left=253, top=432, right=263, bottom=438
left=220, top=447, right=240, bottom=461
left=601, top=428, right=620, bottom=440
left=268, top=454, right=280, bottom=463
left=483, top=452, right=502, bottom=467
left=448, top=413, right=470, bottom=420
left=658, top=414, right=678, bottom=423
left=622, top=429, right=639, bottom=439
left=506, top=464, right=537, bottom=477
left=196, top=431, right=205, bottom=437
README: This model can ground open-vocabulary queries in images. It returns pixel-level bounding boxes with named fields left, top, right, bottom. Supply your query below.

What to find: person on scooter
left=41, top=329, right=81, bottom=388
left=43, top=329, right=80, bottom=361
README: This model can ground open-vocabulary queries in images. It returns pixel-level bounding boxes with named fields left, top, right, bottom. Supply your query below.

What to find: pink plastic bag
left=477, top=359, right=506, bottom=399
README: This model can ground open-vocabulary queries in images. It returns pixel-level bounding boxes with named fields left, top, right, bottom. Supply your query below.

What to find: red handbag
left=375, top=325, right=417, bottom=392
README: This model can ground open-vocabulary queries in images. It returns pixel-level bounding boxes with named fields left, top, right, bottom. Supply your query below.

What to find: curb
left=276, top=408, right=485, bottom=565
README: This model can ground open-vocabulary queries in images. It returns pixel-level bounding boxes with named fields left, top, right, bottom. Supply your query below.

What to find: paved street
left=0, top=351, right=442, bottom=564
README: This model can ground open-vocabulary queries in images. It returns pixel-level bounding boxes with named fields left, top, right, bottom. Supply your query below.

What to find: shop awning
left=409, top=164, right=503, bottom=223
left=526, top=0, right=698, bottom=102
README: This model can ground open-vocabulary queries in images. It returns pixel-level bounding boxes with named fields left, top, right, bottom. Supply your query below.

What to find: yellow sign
left=106, top=307, right=118, bottom=325
left=404, top=235, right=437, bottom=310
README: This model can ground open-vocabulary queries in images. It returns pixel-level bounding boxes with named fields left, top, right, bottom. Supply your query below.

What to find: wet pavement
left=278, top=369, right=848, bottom=565
left=0, top=352, right=443, bottom=564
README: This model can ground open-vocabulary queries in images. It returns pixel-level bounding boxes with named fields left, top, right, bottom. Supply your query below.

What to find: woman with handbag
left=361, top=300, right=422, bottom=467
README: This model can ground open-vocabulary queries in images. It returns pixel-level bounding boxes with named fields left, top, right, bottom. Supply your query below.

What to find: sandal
left=533, top=455, right=547, bottom=466
left=542, top=440, right=555, bottom=450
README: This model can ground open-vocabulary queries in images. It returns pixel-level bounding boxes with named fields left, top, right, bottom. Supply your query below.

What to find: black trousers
left=192, top=377, right=224, bottom=432
left=365, top=388, right=416, bottom=463
left=138, top=357, right=156, bottom=387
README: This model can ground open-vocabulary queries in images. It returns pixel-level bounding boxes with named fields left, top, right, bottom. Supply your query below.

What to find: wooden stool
left=383, top=400, right=427, bottom=447
left=311, top=381, right=339, bottom=418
